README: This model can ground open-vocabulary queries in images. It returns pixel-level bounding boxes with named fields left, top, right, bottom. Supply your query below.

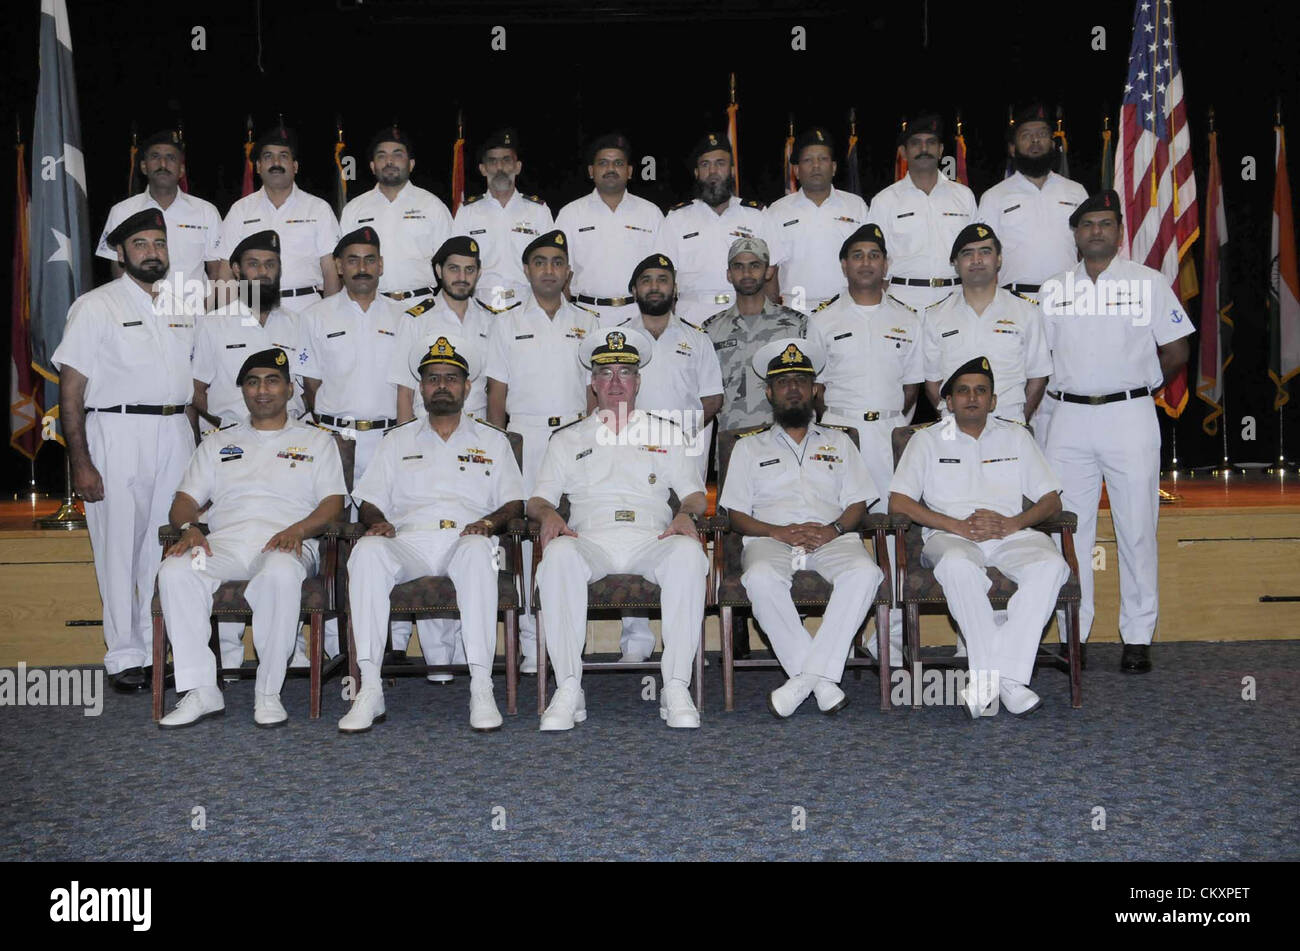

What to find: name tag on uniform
left=377, top=329, right=395, bottom=336
left=1003, top=204, right=1021, bottom=213
left=941, top=330, right=959, bottom=338
left=225, top=343, right=247, bottom=349
left=327, top=331, right=346, bottom=338
left=982, top=457, right=1018, bottom=464
left=615, top=510, right=635, bottom=522
left=515, top=334, right=534, bottom=340
left=219, top=445, right=244, bottom=462
left=402, top=454, right=424, bottom=461
left=833, top=332, right=853, bottom=340
left=783, top=219, right=799, bottom=227
left=896, top=212, right=914, bottom=219
left=122, top=320, right=143, bottom=327
left=759, top=458, right=780, bottom=467
left=578, top=226, right=595, bottom=233
left=358, top=217, right=375, bottom=223
left=715, top=339, right=737, bottom=349
left=576, top=448, right=592, bottom=460
left=682, top=232, right=700, bottom=240
left=242, top=218, right=261, bottom=225
left=939, top=458, right=961, bottom=464
left=470, top=229, right=486, bottom=236
left=941, top=212, right=966, bottom=217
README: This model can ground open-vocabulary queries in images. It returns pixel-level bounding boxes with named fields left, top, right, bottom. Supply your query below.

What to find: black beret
left=334, top=226, right=381, bottom=258
left=521, top=229, right=568, bottom=265
left=228, top=229, right=280, bottom=267
left=254, top=126, right=299, bottom=159
left=840, top=223, right=887, bottom=259
left=899, top=113, right=943, bottom=146
left=791, top=127, right=835, bottom=163
left=627, top=253, right=675, bottom=293
left=236, top=348, right=291, bottom=386
left=138, top=129, right=184, bottom=154
left=1009, top=102, right=1052, bottom=140
left=434, top=235, right=481, bottom=267
left=106, top=208, right=166, bottom=247
left=587, top=132, right=632, bottom=165
left=417, top=336, right=470, bottom=376
left=940, top=356, right=995, bottom=399
left=949, top=222, right=999, bottom=262
left=1069, top=190, right=1123, bottom=229
left=689, top=131, right=732, bottom=166
left=477, top=128, right=518, bottom=161
left=367, top=125, right=414, bottom=160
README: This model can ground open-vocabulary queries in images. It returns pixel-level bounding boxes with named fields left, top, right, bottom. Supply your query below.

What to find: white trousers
left=1044, top=396, right=1161, bottom=643
left=347, top=530, right=498, bottom=687
left=83, top=412, right=193, bottom=674
left=536, top=529, right=708, bottom=686
left=740, top=534, right=883, bottom=682
left=158, top=526, right=318, bottom=695
left=922, top=529, right=1069, bottom=685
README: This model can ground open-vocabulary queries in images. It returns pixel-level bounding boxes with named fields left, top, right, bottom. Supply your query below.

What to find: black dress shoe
left=1120, top=643, right=1152, bottom=673
left=142, top=665, right=175, bottom=689
left=1055, top=642, right=1088, bottom=670
left=109, top=667, right=147, bottom=693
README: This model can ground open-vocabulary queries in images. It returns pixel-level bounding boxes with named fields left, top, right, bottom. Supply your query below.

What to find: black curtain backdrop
left=3, top=0, right=1298, bottom=492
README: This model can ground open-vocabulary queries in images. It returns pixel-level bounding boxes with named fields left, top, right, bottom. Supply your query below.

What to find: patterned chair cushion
left=388, top=571, right=519, bottom=615
left=716, top=524, right=889, bottom=607
left=900, top=524, right=1081, bottom=605
left=535, top=573, right=665, bottom=612
left=150, top=575, right=330, bottom=617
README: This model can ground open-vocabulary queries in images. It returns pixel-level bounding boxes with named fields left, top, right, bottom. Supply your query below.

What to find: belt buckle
left=714, top=293, right=731, bottom=305
left=1088, top=395, right=1106, bottom=406
left=930, top=278, right=946, bottom=287
left=439, top=519, right=457, bottom=529
left=354, top=419, right=374, bottom=432
left=864, top=412, right=879, bottom=422
left=547, top=416, right=561, bottom=427
left=500, top=289, right=515, bottom=300
left=161, top=406, right=177, bottom=416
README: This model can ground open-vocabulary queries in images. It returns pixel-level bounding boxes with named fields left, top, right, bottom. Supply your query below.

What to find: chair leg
left=346, top=613, right=360, bottom=695
left=152, top=614, right=166, bottom=722
left=504, top=609, right=518, bottom=716
left=309, top=613, right=323, bottom=719
left=905, top=603, right=922, bottom=710
left=694, top=616, right=704, bottom=711
left=1067, top=603, right=1082, bottom=709
left=208, top=618, right=222, bottom=684
left=536, top=609, right=548, bottom=716
left=876, top=603, right=891, bottom=713
left=720, top=606, right=735, bottom=712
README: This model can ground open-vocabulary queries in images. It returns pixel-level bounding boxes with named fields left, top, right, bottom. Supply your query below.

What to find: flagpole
left=1268, top=97, right=1294, bottom=475
left=1206, top=108, right=1233, bottom=477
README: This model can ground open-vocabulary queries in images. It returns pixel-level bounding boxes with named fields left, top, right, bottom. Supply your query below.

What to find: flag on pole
left=125, top=122, right=139, bottom=197
left=10, top=128, right=41, bottom=460
left=844, top=108, right=862, bottom=198
left=1100, top=113, right=1114, bottom=190
left=782, top=116, right=797, bottom=194
left=176, top=121, right=190, bottom=194
left=894, top=118, right=908, bottom=182
left=30, top=0, right=92, bottom=443
left=726, top=73, right=740, bottom=196
left=333, top=116, right=348, bottom=217
left=1053, top=106, right=1070, bottom=180
left=1004, top=105, right=1015, bottom=179
left=1114, top=0, right=1199, bottom=418
left=954, top=115, right=969, bottom=186
left=450, top=111, right=466, bottom=215
left=1269, top=122, right=1300, bottom=410
left=241, top=116, right=255, bottom=198
left=1196, top=120, right=1232, bottom=435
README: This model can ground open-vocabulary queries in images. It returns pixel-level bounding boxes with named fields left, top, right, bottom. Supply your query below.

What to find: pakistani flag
left=29, top=0, right=92, bottom=442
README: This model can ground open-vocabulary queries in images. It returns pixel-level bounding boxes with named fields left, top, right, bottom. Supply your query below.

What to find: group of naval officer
left=50, top=102, right=1192, bottom=730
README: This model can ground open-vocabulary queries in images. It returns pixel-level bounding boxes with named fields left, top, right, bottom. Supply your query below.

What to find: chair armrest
left=332, top=521, right=367, bottom=540
left=1034, top=511, right=1078, bottom=532
left=859, top=512, right=891, bottom=533
left=505, top=517, right=537, bottom=539
left=158, top=523, right=210, bottom=545
left=703, top=513, right=730, bottom=534
left=886, top=513, right=912, bottom=532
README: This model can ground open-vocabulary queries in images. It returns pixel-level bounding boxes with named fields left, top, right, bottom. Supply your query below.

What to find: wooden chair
left=150, top=524, right=342, bottom=721
left=711, top=425, right=896, bottom=713
left=336, top=430, right=527, bottom=715
left=889, top=424, right=1084, bottom=708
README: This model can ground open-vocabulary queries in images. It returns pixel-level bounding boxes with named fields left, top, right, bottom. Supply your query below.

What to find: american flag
left=1114, top=0, right=1199, bottom=416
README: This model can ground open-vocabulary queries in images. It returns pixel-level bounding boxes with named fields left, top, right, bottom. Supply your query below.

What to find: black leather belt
left=384, top=286, right=435, bottom=301
left=1050, top=387, right=1150, bottom=405
left=86, top=404, right=188, bottom=416
left=281, top=286, right=320, bottom=298
left=1003, top=282, right=1041, bottom=294
left=574, top=294, right=634, bottom=307
left=891, top=276, right=960, bottom=288
left=316, top=414, right=398, bottom=431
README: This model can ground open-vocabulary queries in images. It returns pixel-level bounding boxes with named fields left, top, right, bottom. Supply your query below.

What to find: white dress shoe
left=469, top=680, right=503, bottom=731
left=159, top=687, right=225, bottom=729
left=812, top=679, right=849, bottom=713
left=338, top=687, right=386, bottom=733
left=999, top=679, right=1042, bottom=717
left=426, top=671, right=455, bottom=684
left=519, top=654, right=538, bottom=675
left=660, top=681, right=700, bottom=729
left=959, top=680, right=998, bottom=719
left=253, top=693, right=288, bottom=728
left=539, top=683, right=586, bottom=731
left=618, top=645, right=652, bottom=663
left=768, top=673, right=815, bottom=718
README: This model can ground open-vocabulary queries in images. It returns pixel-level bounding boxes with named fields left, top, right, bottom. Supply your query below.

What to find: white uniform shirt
left=720, top=423, right=877, bottom=542
left=923, top=288, right=1052, bottom=408
left=609, top=314, right=723, bottom=433
left=297, top=292, right=407, bottom=418
left=890, top=416, right=1061, bottom=540
left=352, top=415, right=524, bottom=532
left=386, top=295, right=500, bottom=419
left=51, top=274, right=194, bottom=407
left=869, top=174, right=976, bottom=281
left=807, top=293, right=924, bottom=413
left=654, top=197, right=786, bottom=323
left=974, top=172, right=1088, bottom=288
left=484, top=297, right=600, bottom=417
left=452, top=190, right=554, bottom=305
left=554, top=189, right=664, bottom=299
left=220, top=185, right=340, bottom=291
left=1038, top=257, right=1194, bottom=395
left=765, top=187, right=869, bottom=306
left=339, top=182, right=453, bottom=294
left=96, top=190, right=223, bottom=284
left=192, top=303, right=306, bottom=425
left=533, top=412, right=705, bottom=535
left=176, top=418, right=346, bottom=537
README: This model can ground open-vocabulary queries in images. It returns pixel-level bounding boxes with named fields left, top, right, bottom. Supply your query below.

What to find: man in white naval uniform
left=765, top=127, right=869, bottom=313
left=340, top=126, right=453, bottom=303
left=975, top=103, right=1088, bottom=448
left=452, top=128, right=554, bottom=310
left=807, top=223, right=923, bottom=666
left=339, top=335, right=525, bottom=733
left=95, top=129, right=223, bottom=290
left=485, top=229, right=601, bottom=674
left=530, top=326, right=709, bottom=731
left=157, top=348, right=346, bottom=728
left=555, top=133, right=663, bottom=325
left=53, top=209, right=196, bottom=693
left=870, top=113, right=976, bottom=312
left=922, top=223, right=1051, bottom=425
left=721, top=337, right=884, bottom=717
left=1039, top=190, right=1193, bottom=673
left=655, top=131, right=785, bottom=326
left=890, top=356, right=1069, bottom=717
left=610, top=253, right=723, bottom=663
left=218, top=126, right=341, bottom=311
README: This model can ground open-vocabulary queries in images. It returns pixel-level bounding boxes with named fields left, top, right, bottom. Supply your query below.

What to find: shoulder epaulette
left=812, top=294, right=840, bottom=314
left=679, top=317, right=704, bottom=332
left=462, top=193, right=484, bottom=205
left=736, top=423, right=771, bottom=438
left=381, top=419, right=417, bottom=437
left=473, top=297, right=507, bottom=315
left=1009, top=290, right=1034, bottom=303
left=471, top=415, right=509, bottom=434
left=994, top=415, right=1029, bottom=428
left=521, top=193, right=546, bottom=205
left=572, top=301, right=600, bottom=318
left=406, top=297, right=436, bottom=317
left=217, top=421, right=239, bottom=431
left=886, top=293, right=918, bottom=313
left=922, top=293, right=951, bottom=310
left=741, top=197, right=765, bottom=210
left=819, top=422, right=853, bottom=434
left=667, top=200, right=692, bottom=213
left=646, top=412, right=684, bottom=431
